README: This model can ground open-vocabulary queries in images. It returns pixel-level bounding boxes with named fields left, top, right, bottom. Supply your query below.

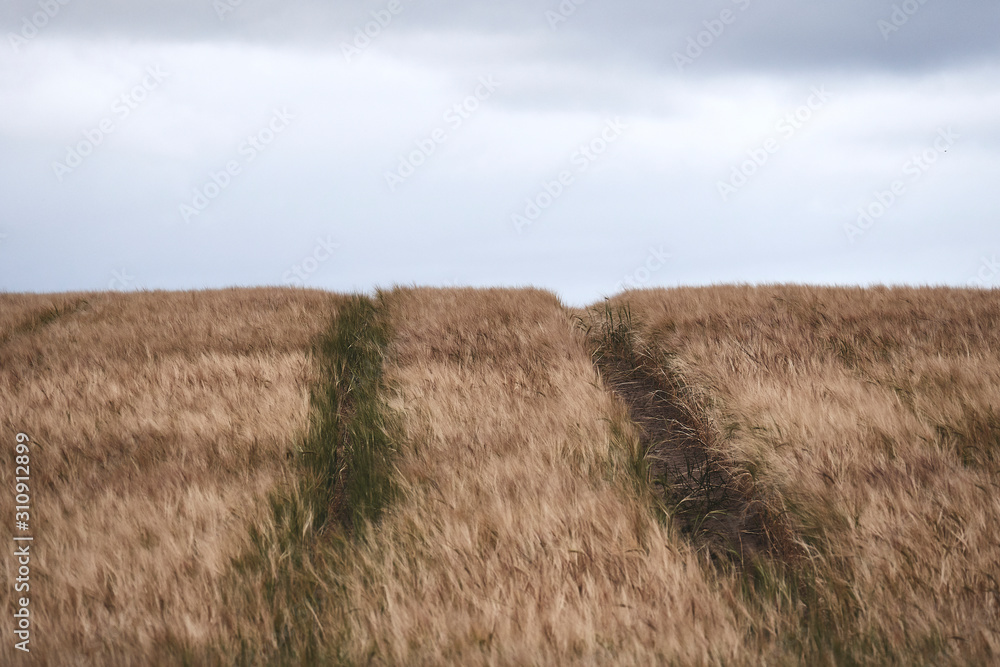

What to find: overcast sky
left=1, top=0, right=998, bottom=305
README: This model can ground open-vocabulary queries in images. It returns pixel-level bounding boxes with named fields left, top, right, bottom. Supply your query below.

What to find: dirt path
left=594, top=352, right=797, bottom=564
left=579, top=304, right=800, bottom=566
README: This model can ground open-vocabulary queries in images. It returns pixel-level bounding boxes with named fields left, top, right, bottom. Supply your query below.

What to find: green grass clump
left=581, top=300, right=639, bottom=365
left=219, top=293, right=398, bottom=666
left=308, top=292, right=397, bottom=534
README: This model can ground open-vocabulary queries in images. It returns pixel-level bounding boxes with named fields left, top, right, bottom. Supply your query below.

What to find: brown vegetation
left=330, top=287, right=746, bottom=664
left=613, top=285, right=1000, bottom=663
left=578, top=302, right=800, bottom=565
left=2, top=284, right=998, bottom=665
left=0, top=288, right=339, bottom=665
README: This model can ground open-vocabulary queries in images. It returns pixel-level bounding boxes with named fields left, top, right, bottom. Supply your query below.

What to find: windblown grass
left=615, top=284, right=1000, bottom=664
left=0, top=288, right=338, bottom=665
left=321, top=287, right=748, bottom=664
left=219, top=292, right=397, bottom=665
left=4, top=284, right=998, bottom=665
left=578, top=301, right=800, bottom=566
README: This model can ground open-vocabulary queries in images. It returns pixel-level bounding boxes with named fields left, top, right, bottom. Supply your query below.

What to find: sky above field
left=1, top=1, right=999, bottom=304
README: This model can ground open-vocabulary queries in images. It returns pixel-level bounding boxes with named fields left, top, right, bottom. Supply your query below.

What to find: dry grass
left=0, top=288, right=339, bottom=665
left=0, top=293, right=90, bottom=348
left=613, top=285, right=1000, bottom=664
left=330, top=287, right=746, bottom=665
left=577, top=301, right=801, bottom=567
left=3, top=284, right=999, bottom=665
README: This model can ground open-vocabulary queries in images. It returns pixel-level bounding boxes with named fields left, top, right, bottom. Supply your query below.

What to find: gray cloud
left=4, top=1, right=999, bottom=73
left=2, top=1, right=998, bottom=301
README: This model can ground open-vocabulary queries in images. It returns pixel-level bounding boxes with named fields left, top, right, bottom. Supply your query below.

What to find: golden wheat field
left=1, top=285, right=998, bottom=665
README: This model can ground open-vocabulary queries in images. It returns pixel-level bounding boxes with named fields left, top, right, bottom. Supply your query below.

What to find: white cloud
left=1, top=19, right=999, bottom=299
